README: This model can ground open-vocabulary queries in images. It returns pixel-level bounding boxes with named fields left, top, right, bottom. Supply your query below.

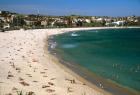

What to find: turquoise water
left=52, top=28, right=140, bottom=93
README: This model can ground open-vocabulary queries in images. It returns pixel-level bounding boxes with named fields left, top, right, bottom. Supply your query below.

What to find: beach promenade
left=0, top=28, right=114, bottom=95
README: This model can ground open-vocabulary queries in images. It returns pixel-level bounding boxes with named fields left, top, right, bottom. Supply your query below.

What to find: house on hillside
left=41, top=20, right=48, bottom=28
left=24, top=19, right=37, bottom=27
left=85, top=19, right=91, bottom=23
left=112, top=21, right=126, bottom=26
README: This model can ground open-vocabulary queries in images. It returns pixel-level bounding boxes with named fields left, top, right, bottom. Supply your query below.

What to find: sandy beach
left=0, top=27, right=117, bottom=95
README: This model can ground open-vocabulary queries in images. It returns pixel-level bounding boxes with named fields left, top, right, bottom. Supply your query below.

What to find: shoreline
left=0, top=27, right=108, bottom=95
left=46, top=26, right=140, bottom=36
left=0, top=27, right=139, bottom=95
left=45, top=27, right=114, bottom=95
left=46, top=50, right=112, bottom=95
left=47, top=27, right=140, bottom=95
left=48, top=47, right=139, bottom=95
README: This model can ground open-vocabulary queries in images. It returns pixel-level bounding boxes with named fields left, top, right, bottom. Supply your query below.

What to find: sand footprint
left=15, top=67, right=21, bottom=73
left=19, top=77, right=24, bottom=81
left=26, top=91, right=35, bottom=95
left=32, top=58, right=38, bottom=63
left=12, top=87, right=18, bottom=91
left=67, top=87, right=73, bottom=93
left=33, top=68, right=38, bottom=72
left=50, top=78, right=56, bottom=80
left=26, top=74, right=32, bottom=77
left=40, top=72, right=46, bottom=74
left=32, top=81, right=38, bottom=83
left=48, top=82, right=54, bottom=86
left=7, top=71, right=14, bottom=79
left=42, top=85, right=50, bottom=88
left=44, top=69, right=48, bottom=71
left=1, top=59, right=4, bottom=61
left=10, top=62, right=15, bottom=68
left=46, top=89, right=55, bottom=93
left=43, top=75, right=48, bottom=77
left=5, top=93, right=13, bottom=95
left=65, top=78, right=76, bottom=84
left=19, top=81, right=30, bottom=86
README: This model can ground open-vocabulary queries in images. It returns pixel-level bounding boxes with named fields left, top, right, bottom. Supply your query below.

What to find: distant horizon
left=0, top=0, right=140, bottom=17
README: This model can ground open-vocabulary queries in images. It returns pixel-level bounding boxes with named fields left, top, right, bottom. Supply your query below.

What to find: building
left=85, top=19, right=91, bottom=23
left=112, top=21, right=125, bottom=26
left=24, top=20, right=37, bottom=26
left=41, top=20, right=48, bottom=28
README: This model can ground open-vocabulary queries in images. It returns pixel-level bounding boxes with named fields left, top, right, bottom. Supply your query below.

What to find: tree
left=12, top=16, right=25, bottom=27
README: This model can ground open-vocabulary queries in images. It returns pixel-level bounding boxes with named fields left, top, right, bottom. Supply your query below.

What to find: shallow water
left=52, top=28, right=140, bottom=93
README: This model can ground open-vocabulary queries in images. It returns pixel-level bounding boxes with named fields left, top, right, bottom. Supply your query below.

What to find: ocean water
left=52, top=28, right=140, bottom=94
